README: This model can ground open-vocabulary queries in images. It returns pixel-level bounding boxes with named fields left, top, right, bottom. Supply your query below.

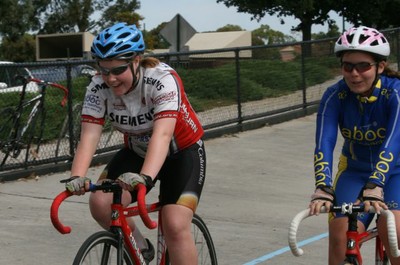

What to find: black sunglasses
left=98, top=62, right=131, bottom=76
left=341, top=62, right=376, bottom=73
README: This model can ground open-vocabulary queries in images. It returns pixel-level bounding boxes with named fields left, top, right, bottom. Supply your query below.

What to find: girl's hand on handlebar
left=309, top=186, right=335, bottom=216
left=64, top=176, right=91, bottom=195
left=356, top=182, right=387, bottom=214
left=117, top=172, right=154, bottom=191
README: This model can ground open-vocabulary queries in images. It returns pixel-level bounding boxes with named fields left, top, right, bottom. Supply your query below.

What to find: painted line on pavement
left=242, top=232, right=328, bottom=265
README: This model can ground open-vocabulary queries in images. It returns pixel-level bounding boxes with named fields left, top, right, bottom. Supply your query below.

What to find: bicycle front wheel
left=166, top=214, right=218, bottom=265
left=192, top=214, right=218, bottom=265
left=0, top=107, right=15, bottom=166
left=73, top=231, right=134, bottom=265
left=55, top=103, right=82, bottom=158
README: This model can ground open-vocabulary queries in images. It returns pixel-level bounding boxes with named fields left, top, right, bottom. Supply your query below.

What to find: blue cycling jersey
left=314, top=75, right=400, bottom=188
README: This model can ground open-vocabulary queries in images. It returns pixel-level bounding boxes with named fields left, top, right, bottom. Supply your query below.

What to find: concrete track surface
left=0, top=114, right=379, bottom=264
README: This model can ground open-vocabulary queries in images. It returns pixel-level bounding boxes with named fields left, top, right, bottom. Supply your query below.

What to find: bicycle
left=0, top=76, right=68, bottom=167
left=55, top=102, right=117, bottom=158
left=288, top=203, right=400, bottom=264
left=50, top=180, right=218, bottom=265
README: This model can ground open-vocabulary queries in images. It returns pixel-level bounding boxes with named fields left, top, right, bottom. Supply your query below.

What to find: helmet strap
left=124, top=60, right=140, bottom=95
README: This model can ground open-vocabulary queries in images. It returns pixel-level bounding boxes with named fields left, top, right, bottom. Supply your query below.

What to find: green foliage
left=252, top=24, right=289, bottom=44
left=0, top=34, right=36, bottom=62
left=216, top=0, right=338, bottom=42
left=145, top=22, right=170, bottom=50
left=176, top=56, right=337, bottom=112
left=339, top=0, right=400, bottom=30
left=216, top=24, right=244, bottom=32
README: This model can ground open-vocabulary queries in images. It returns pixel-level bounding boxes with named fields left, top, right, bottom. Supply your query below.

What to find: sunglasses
left=98, top=62, right=131, bottom=76
left=341, top=62, right=376, bottom=73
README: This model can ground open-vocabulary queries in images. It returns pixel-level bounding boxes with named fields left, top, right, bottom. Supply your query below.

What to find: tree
left=0, top=0, right=144, bottom=61
left=216, top=0, right=337, bottom=43
left=216, top=24, right=244, bottom=32
left=0, top=0, right=39, bottom=41
left=95, top=0, right=142, bottom=32
left=144, top=23, right=170, bottom=50
left=0, top=34, right=36, bottom=62
left=312, top=24, right=340, bottom=40
left=252, top=24, right=296, bottom=44
left=336, top=0, right=400, bottom=30
left=39, top=0, right=142, bottom=34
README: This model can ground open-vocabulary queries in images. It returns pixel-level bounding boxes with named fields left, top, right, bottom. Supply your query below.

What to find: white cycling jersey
left=81, top=62, right=204, bottom=157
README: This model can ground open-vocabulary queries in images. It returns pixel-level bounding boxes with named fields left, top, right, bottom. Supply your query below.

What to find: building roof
left=185, top=31, right=252, bottom=58
left=185, top=31, right=251, bottom=50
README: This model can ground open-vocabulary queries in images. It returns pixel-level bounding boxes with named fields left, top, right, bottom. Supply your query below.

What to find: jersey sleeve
left=368, top=86, right=400, bottom=186
left=314, top=85, right=341, bottom=188
left=81, top=77, right=107, bottom=125
left=149, top=71, right=179, bottom=120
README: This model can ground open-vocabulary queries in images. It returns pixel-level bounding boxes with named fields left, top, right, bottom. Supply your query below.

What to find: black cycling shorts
left=98, top=139, right=206, bottom=212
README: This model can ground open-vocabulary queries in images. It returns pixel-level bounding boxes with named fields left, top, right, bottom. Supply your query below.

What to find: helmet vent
left=359, top=34, right=369, bottom=44
left=116, top=44, right=131, bottom=52
left=370, top=40, right=379, bottom=46
left=119, top=32, right=130, bottom=39
left=132, top=35, right=141, bottom=43
left=347, top=34, right=354, bottom=44
left=96, top=43, right=115, bottom=55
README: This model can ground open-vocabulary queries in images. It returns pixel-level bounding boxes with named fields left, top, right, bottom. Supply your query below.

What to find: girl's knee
left=89, top=192, right=112, bottom=227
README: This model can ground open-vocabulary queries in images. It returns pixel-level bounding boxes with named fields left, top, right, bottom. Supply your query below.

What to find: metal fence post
left=235, top=49, right=243, bottom=126
left=301, top=42, right=307, bottom=108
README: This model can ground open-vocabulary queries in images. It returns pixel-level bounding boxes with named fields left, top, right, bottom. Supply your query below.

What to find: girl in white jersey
left=65, top=22, right=206, bottom=265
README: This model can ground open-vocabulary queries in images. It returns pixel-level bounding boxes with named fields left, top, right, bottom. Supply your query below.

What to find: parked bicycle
left=51, top=180, right=218, bottom=265
left=0, top=76, right=68, bottom=167
left=55, top=102, right=82, bottom=158
left=55, top=102, right=117, bottom=159
left=289, top=203, right=400, bottom=264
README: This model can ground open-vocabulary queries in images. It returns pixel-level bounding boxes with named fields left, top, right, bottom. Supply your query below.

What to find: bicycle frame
left=0, top=77, right=68, bottom=166
left=288, top=204, right=400, bottom=264
left=107, top=185, right=159, bottom=265
left=18, top=94, right=42, bottom=138
left=51, top=183, right=165, bottom=265
left=123, top=201, right=169, bottom=264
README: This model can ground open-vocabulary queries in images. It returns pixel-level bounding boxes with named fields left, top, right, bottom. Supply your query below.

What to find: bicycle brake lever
left=60, top=176, right=79, bottom=183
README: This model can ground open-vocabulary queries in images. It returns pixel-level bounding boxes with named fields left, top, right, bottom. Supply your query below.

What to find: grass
left=178, top=56, right=338, bottom=112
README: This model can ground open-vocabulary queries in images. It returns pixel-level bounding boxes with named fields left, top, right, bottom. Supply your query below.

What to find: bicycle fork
left=344, top=212, right=369, bottom=265
left=110, top=204, right=147, bottom=265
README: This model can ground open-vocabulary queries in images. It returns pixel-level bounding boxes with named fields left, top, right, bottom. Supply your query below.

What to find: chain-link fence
left=1, top=27, right=399, bottom=179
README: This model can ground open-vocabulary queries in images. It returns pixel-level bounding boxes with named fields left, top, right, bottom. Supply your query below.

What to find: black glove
left=311, top=186, right=335, bottom=203
left=360, top=182, right=384, bottom=202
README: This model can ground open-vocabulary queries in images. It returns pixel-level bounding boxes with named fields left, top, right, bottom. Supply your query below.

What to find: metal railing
left=0, top=27, right=399, bottom=180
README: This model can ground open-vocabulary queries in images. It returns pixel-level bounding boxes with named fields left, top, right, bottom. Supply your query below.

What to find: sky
left=139, top=0, right=350, bottom=38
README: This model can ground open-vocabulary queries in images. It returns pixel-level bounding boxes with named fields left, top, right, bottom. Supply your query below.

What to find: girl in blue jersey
left=309, top=26, right=400, bottom=264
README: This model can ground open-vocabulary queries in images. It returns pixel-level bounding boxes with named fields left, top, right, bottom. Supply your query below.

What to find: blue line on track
left=242, top=232, right=328, bottom=265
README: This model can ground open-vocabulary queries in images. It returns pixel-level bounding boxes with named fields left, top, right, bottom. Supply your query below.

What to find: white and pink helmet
left=334, top=26, right=390, bottom=58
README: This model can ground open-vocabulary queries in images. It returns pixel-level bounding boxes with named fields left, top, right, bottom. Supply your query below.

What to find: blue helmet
left=91, top=22, right=145, bottom=60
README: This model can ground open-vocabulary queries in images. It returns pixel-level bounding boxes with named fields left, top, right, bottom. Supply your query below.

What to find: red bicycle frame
left=50, top=183, right=163, bottom=264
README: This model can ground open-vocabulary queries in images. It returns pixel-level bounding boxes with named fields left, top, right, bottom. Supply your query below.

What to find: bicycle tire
left=22, top=103, right=45, bottom=162
left=73, top=230, right=134, bottom=265
left=0, top=107, right=16, bottom=166
left=55, top=103, right=82, bottom=157
left=165, top=214, right=218, bottom=265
